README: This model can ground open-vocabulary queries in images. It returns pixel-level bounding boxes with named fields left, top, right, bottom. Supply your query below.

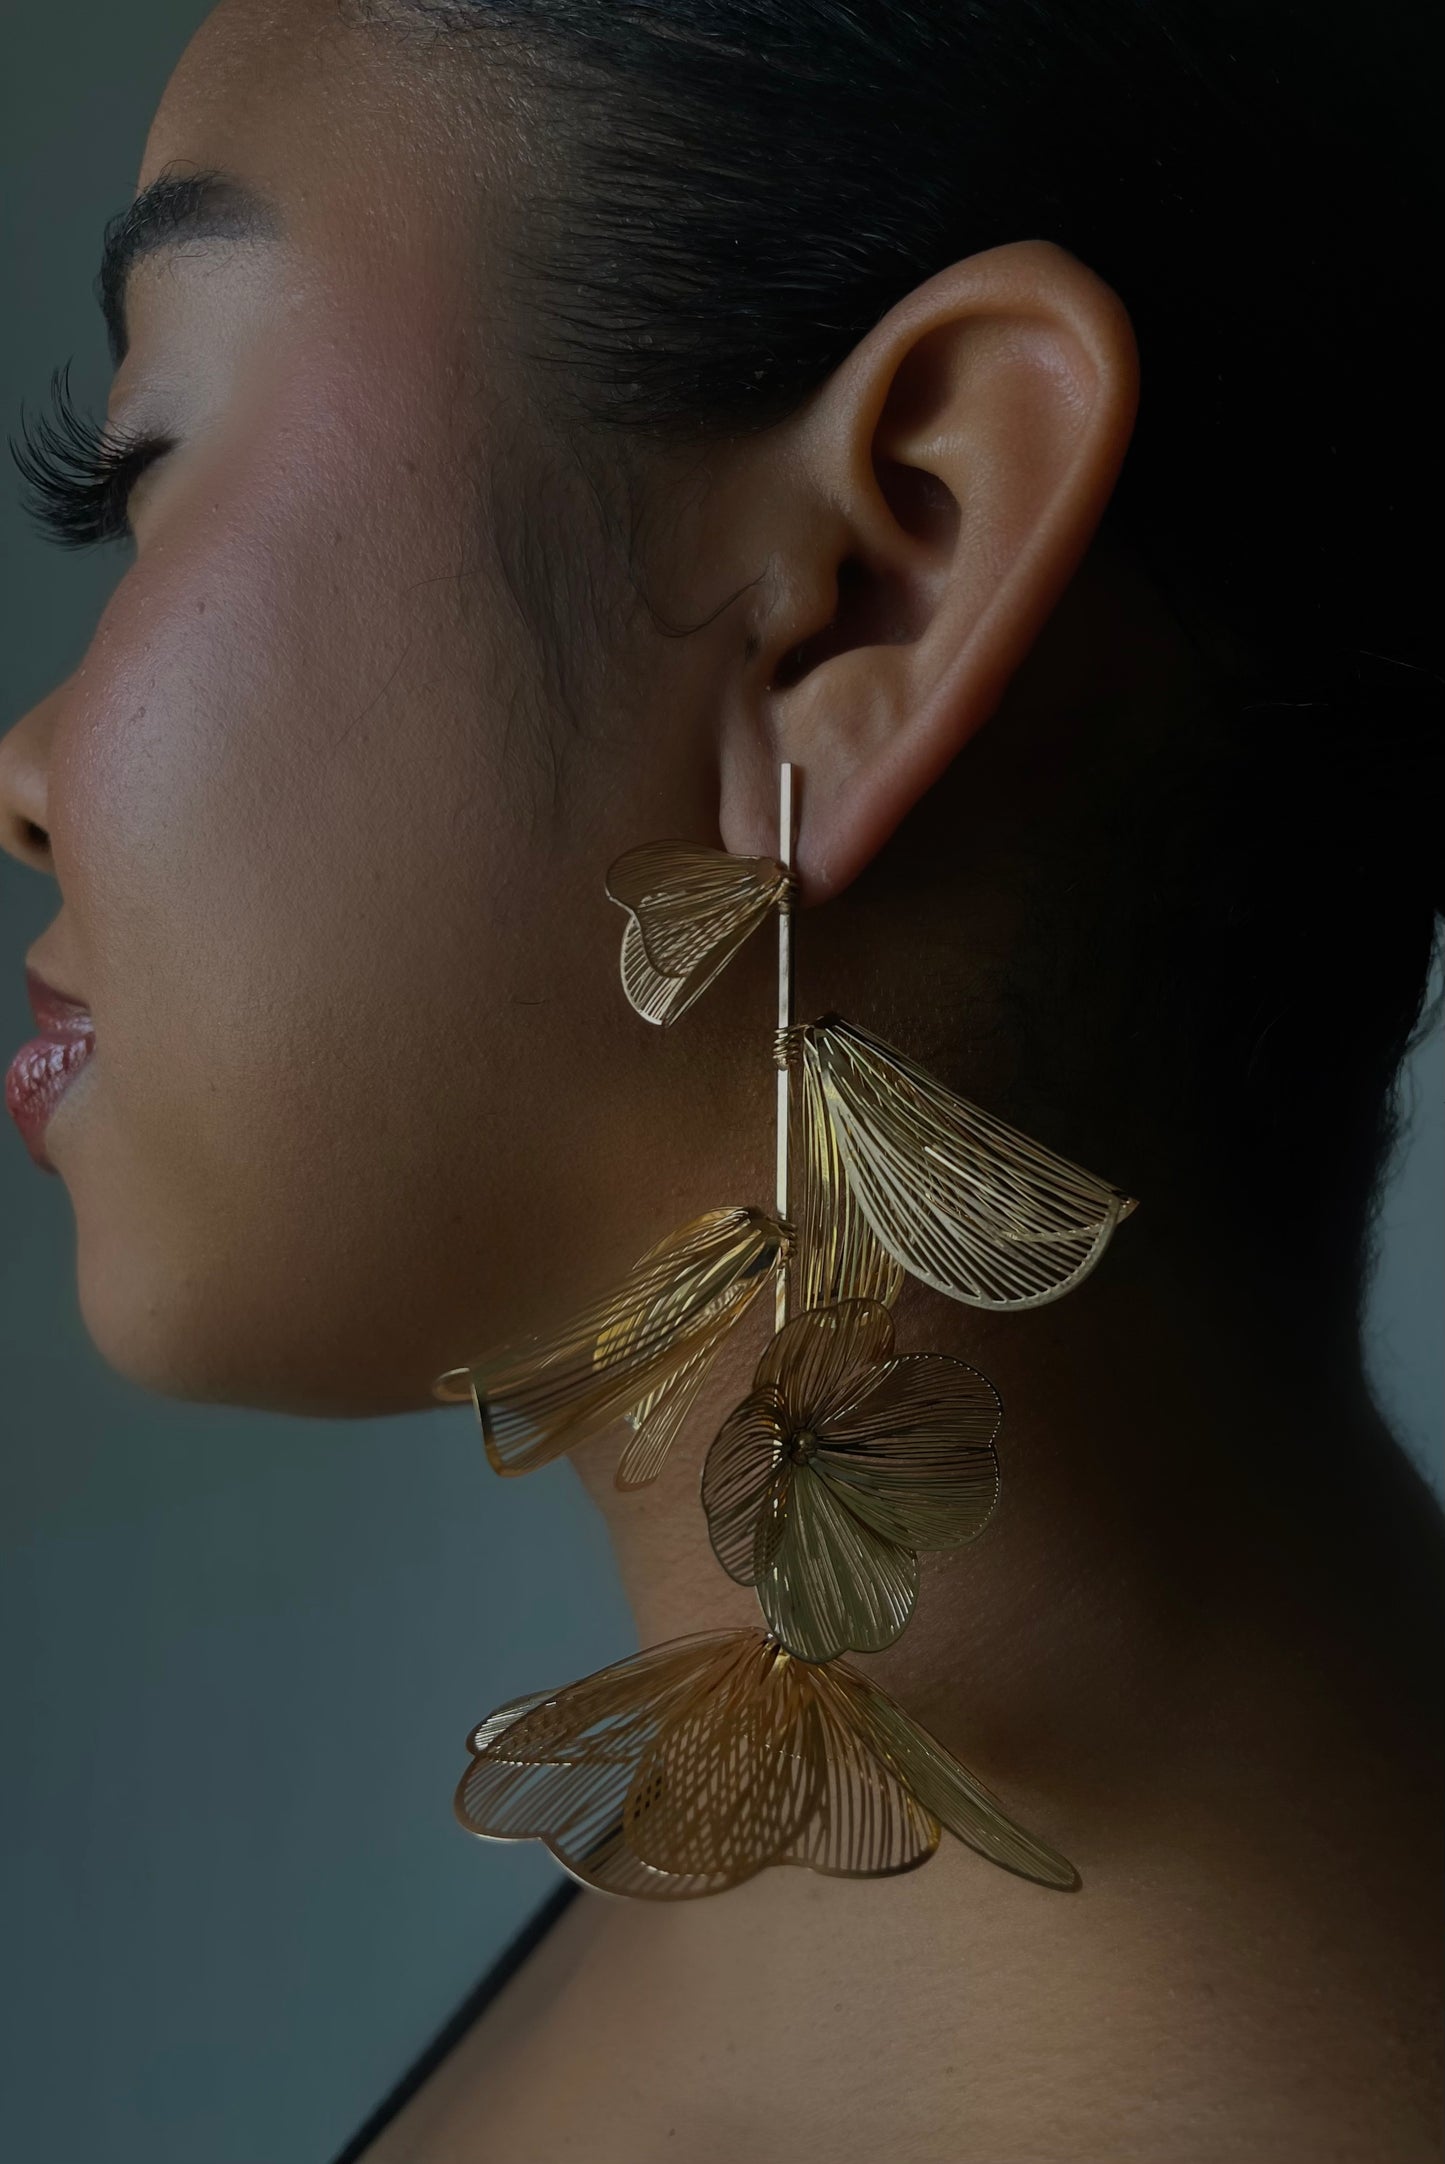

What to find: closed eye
left=7, top=359, right=173, bottom=550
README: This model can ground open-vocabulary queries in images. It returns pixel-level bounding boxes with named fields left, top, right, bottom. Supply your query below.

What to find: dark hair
left=379, top=0, right=1439, bottom=1301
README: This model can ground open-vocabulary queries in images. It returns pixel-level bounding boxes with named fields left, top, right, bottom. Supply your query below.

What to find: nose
left=0, top=681, right=64, bottom=876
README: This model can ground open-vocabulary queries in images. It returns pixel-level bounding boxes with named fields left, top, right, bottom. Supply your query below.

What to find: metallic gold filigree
left=610, top=1217, right=776, bottom=1491
left=804, top=1014, right=1137, bottom=1309
left=437, top=769, right=1129, bottom=1903
left=605, top=841, right=793, bottom=1025
left=455, top=1628, right=1077, bottom=1898
left=614, top=1342, right=720, bottom=1492
left=431, top=1206, right=784, bottom=1479
left=702, top=1300, right=1001, bottom=1660
left=784, top=1025, right=904, bottom=1309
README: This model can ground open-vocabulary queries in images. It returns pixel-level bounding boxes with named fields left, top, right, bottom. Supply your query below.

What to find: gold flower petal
left=708, top=1306, right=1001, bottom=1657
left=456, top=1634, right=748, bottom=1898
left=471, top=1636, right=724, bottom=1766
left=606, top=841, right=790, bottom=1026
left=550, top=1821, right=736, bottom=1901
left=614, top=1342, right=716, bottom=1492
left=460, top=1743, right=736, bottom=1900
left=457, top=1628, right=1076, bottom=1897
left=441, top=1205, right=782, bottom=1477
left=757, top=1461, right=920, bottom=1661
left=791, top=1030, right=903, bottom=1308
left=810, top=1014, right=1137, bottom=1309
left=624, top=1639, right=821, bottom=1880
left=700, top=1383, right=790, bottom=1584
left=782, top=1663, right=940, bottom=1878
left=815, top=1354, right=1002, bottom=1551
left=754, top=1297, right=895, bottom=1429
left=465, top=1689, right=554, bottom=1756
left=835, top=1665, right=1079, bottom=1889
left=458, top=1632, right=803, bottom=1897
left=704, top=1373, right=923, bottom=1660
left=605, top=1210, right=785, bottom=1488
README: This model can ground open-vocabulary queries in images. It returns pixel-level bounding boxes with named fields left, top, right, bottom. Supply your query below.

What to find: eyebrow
left=96, top=167, right=281, bottom=367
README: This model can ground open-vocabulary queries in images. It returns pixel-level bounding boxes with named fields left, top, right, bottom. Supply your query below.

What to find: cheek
left=46, top=422, right=628, bottom=1412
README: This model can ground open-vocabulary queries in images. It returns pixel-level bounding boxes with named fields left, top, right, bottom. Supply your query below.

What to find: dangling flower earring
left=433, top=765, right=1136, bottom=1899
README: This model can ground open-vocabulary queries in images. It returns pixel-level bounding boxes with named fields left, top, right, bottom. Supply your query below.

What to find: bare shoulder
left=353, top=1829, right=1444, bottom=2164
left=357, top=1888, right=618, bottom=2164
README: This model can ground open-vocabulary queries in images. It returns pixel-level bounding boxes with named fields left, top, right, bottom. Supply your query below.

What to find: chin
left=72, top=1215, right=444, bottom=1420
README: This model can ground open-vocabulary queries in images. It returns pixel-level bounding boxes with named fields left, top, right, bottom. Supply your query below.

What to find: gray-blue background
left=2, top=9, right=1440, bottom=2161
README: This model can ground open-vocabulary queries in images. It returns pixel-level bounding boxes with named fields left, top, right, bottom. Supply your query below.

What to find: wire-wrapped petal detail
left=702, top=1301, right=1001, bottom=1659
left=614, top=1342, right=720, bottom=1492
left=786, top=1022, right=904, bottom=1309
left=431, top=1206, right=785, bottom=1479
left=455, top=1628, right=1076, bottom=1897
left=610, top=1216, right=776, bottom=1490
left=805, top=1015, right=1137, bottom=1309
left=606, top=841, right=792, bottom=1025
left=438, top=776, right=1121, bottom=1907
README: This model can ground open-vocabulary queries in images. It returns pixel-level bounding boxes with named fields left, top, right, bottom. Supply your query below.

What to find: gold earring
left=434, top=765, right=1136, bottom=1899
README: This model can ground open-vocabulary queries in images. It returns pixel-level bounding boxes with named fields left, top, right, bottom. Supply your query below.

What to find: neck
left=489, top=1221, right=1444, bottom=2164
left=571, top=1215, right=1443, bottom=1844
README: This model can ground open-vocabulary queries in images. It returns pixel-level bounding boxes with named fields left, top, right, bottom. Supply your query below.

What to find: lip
left=6, top=968, right=96, bottom=1173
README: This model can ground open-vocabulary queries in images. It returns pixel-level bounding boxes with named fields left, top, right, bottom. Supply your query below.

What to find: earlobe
left=717, top=239, right=1140, bottom=899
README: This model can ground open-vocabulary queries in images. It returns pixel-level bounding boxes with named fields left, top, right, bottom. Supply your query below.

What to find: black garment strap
left=327, top=1879, right=581, bottom=2164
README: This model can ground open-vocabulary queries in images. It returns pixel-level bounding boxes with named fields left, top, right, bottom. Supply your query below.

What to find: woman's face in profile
left=3, top=6, right=1438, bottom=2152
left=3, top=0, right=751, bottom=1416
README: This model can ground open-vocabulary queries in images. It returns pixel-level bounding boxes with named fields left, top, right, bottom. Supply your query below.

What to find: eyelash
left=8, top=359, right=172, bottom=551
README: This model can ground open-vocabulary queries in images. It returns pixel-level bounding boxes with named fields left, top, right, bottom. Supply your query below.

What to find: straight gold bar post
left=775, top=761, right=796, bottom=1331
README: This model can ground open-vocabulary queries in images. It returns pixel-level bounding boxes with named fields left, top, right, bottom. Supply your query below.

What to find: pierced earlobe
left=605, top=840, right=793, bottom=1024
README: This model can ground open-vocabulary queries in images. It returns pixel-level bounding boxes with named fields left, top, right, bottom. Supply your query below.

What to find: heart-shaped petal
left=606, top=841, right=791, bottom=1025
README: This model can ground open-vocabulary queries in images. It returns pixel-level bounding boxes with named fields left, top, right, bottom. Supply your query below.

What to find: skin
left=1, top=5, right=1440, bottom=2160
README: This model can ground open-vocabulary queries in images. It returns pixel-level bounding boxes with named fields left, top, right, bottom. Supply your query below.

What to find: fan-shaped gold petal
left=617, top=914, right=676, bottom=1027
left=614, top=1344, right=717, bottom=1491
left=783, top=1664, right=941, bottom=1878
left=834, top=1666, right=1079, bottom=1889
left=459, top=1746, right=737, bottom=1899
left=625, top=1638, right=822, bottom=1880
left=456, top=1634, right=751, bottom=1897
left=757, top=1461, right=920, bottom=1660
left=815, top=1354, right=1002, bottom=1552
left=810, top=1015, right=1137, bottom=1309
left=456, top=1627, right=1074, bottom=1896
left=754, top=1297, right=895, bottom=1429
left=470, top=1636, right=725, bottom=1768
left=700, top=1385, right=790, bottom=1584
left=558, top=1821, right=739, bottom=1900
left=606, top=1211, right=785, bottom=1488
left=465, top=1689, right=554, bottom=1756
left=446, top=1206, right=783, bottom=1477
left=457, top=1632, right=817, bottom=1898
left=606, top=841, right=790, bottom=1026
left=791, top=1034, right=903, bottom=1308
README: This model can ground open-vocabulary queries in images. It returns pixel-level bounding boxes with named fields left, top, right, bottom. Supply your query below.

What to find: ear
left=716, top=239, right=1140, bottom=898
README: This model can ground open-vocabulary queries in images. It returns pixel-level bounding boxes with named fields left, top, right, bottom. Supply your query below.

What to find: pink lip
left=6, top=969, right=96, bottom=1173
